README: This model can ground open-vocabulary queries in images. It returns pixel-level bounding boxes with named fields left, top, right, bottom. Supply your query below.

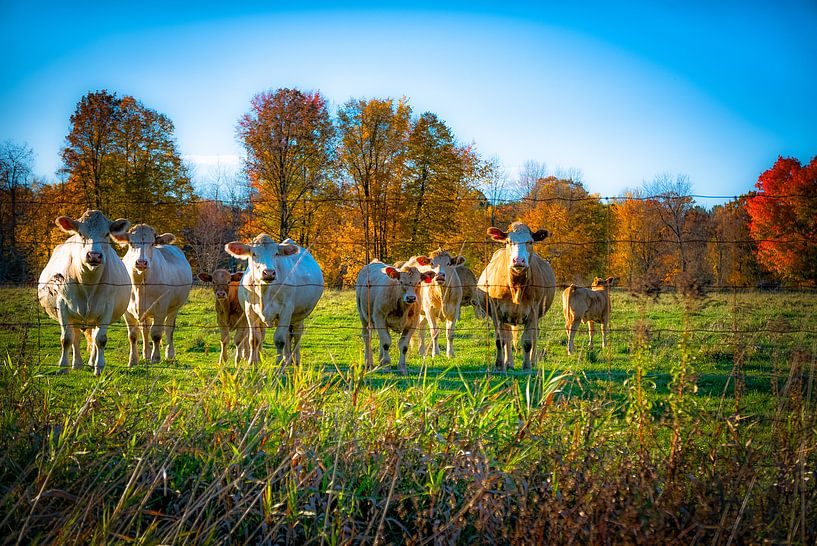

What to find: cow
left=355, top=260, right=435, bottom=373
left=405, top=250, right=466, bottom=357
left=197, top=269, right=249, bottom=365
left=477, top=222, right=557, bottom=370
left=225, top=234, right=324, bottom=368
left=112, top=224, right=192, bottom=366
left=454, top=263, right=484, bottom=319
left=37, top=210, right=131, bottom=375
left=562, top=277, right=616, bottom=355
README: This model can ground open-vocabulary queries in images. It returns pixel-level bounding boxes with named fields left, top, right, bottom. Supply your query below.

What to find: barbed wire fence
left=0, top=192, right=815, bottom=384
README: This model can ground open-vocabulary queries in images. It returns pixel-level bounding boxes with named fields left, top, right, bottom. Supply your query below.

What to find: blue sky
left=1, top=1, right=815, bottom=202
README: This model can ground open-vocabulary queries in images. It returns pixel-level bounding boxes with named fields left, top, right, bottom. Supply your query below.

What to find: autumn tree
left=708, top=198, right=759, bottom=287
left=337, top=97, right=411, bottom=262
left=61, top=90, right=119, bottom=210
left=394, top=112, right=481, bottom=257
left=519, top=175, right=607, bottom=285
left=61, top=90, right=193, bottom=232
left=610, top=190, right=668, bottom=289
left=745, top=155, right=817, bottom=283
left=237, top=88, right=335, bottom=243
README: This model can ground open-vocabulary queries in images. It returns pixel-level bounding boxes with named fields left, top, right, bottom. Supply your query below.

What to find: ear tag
left=424, top=276, right=433, bottom=283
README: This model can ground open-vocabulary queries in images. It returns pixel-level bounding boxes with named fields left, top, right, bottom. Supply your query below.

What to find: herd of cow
left=36, top=210, right=615, bottom=376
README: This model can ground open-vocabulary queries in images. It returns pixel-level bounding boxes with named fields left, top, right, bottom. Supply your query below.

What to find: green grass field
left=1, top=287, right=815, bottom=543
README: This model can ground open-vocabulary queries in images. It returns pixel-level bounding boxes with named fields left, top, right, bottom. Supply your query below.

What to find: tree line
left=1, top=87, right=815, bottom=288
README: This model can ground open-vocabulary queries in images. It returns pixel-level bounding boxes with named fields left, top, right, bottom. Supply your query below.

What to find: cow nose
left=261, top=269, right=276, bottom=282
left=435, top=273, right=446, bottom=283
left=512, top=257, right=527, bottom=267
left=405, top=294, right=416, bottom=304
left=135, top=259, right=148, bottom=270
left=86, top=251, right=102, bottom=264
left=215, top=290, right=227, bottom=299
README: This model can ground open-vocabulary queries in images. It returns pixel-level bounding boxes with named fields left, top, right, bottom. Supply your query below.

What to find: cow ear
left=393, top=261, right=405, bottom=269
left=155, top=233, right=176, bottom=245
left=197, top=272, right=213, bottom=283
left=415, top=255, right=431, bottom=266
left=109, top=218, right=130, bottom=237
left=532, top=229, right=550, bottom=241
left=384, top=266, right=400, bottom=280
left=487, top=227, right=507, bottom=242
left=110, top=231, right=130, bottom=246
left=454, top=255, right=466, bottom=266
left=606, top=277, right=616, bottom=286
left=231, top=271, right=244, bottom=282
left=55, top=216, right=79, bottom=234
left=225, top=242, right=252, bottom=259
left=278, top=243, right=298, bottom=256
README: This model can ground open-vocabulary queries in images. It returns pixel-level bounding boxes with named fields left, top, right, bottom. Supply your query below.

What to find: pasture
left=1, top=286, right=815, bottom=543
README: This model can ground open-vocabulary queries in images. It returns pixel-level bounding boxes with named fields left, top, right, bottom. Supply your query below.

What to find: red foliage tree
left=745, top=156, right=817, bottom=283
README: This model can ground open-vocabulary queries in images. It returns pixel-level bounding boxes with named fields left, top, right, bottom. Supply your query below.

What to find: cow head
left=428, top=249, right=466, bottom=286
left=56, top=210, right=130, bottom=269
left=198, top=269, right=243, bottom=299
left=111, top=224, right=176, bottom=278
left=382, top=265, right=435, bottom=304
left=224, top=234, right=298, bottom=285
left=487, top=222, right=549, bottom=272
left=592, top=276, right=617, bottom=289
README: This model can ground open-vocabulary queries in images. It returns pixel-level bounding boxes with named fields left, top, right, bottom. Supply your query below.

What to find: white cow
left=112, top=224, right=192, bottom=365
left=38, top=210, right=131, bottom=375
left=225, top=234, right=324, bottom=368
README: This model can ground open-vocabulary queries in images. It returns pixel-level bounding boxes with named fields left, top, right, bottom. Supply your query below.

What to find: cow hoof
left=56, top=367, right=68, bottom=375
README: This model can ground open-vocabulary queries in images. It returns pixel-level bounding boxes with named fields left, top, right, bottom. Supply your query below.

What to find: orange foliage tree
left=519, top=176, right=608, bottom=285
left=60, top=90, right=194, bottom=233
left=237, top=88, right=335, bottom=244
left=745, top=156, right=817, bottom=283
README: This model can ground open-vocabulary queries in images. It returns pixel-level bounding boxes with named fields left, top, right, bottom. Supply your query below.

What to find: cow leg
left=372, top=315, right=392, bottom=369
left=140, top=320, right=150, bottom=361
left=445, top=310, right=458, bottom=358
left=587, top=321, right=595, bottom=350
left=85, top=329, right=96, bottom=367
left=290, top=322, right=305, bottom=367
left=149, top=316, right=163, bottom=364
left=427, top=310, right=441, bottom=357
left=566, top=319, right=580, bottom=355
left=360, top=320, right=374, bottom=370
left=70, top=325, right=84, bottom=370
left=92, top=322, right=111, bottom=376
left=219, top=324, right=230, bottom=365
left=272, top=324, right=289, bottom=370
left=493, top=322, right=513, bottom=371
left=124, top=313, right=140, bottom=367
left=416, top=315, right=427, bottom=356
left=521, top=319, right=537, bottom=371
left=163, top=308, right=180, bottom=361
left=396, top=326, right=414, bottom=374
left=233, top=327, right=248, bottom=365
left=249, top=325, right=264, bottom=365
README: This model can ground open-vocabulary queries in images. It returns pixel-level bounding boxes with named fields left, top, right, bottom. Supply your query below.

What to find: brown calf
left=198, top=269, right=248, bottom=364
left=562, top=277, right=615, bottom=355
